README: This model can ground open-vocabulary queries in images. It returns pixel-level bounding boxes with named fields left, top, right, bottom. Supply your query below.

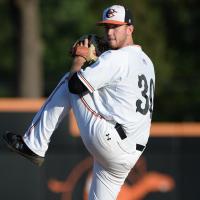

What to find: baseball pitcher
left=3, top=5, right=155, bottom=200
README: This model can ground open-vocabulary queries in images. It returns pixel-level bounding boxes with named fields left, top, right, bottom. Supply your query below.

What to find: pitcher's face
left=104, top=24, right=133, bottom=49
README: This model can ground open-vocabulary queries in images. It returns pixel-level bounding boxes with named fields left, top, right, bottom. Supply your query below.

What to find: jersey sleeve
left=77, top=50, right=128, bottom=93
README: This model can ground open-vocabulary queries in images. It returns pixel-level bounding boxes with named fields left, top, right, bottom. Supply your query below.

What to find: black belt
left=115, top=123, right=145, bottom=152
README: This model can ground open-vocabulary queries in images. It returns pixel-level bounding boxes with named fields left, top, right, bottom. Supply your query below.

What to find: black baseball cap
left=97, top=5, right=133, bottom=25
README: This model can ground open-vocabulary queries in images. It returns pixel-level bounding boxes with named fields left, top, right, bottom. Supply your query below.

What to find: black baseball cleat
left=2, top=131, right=44, bottom=167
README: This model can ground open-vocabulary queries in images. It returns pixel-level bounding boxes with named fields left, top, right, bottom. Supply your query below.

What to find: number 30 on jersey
left=136, top=74, right=155, bottom=119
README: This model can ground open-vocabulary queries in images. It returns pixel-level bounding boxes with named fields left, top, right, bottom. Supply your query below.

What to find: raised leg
left=23, top=73, right=71, bottom=156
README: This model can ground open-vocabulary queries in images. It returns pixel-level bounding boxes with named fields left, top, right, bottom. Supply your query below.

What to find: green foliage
left=0, top=1, right=17, bottom=96
left=40, top=0, right=98, bottom=92
left=0, top=0, right=199, bottom=121
left=0, top=1, right=16, bottom=72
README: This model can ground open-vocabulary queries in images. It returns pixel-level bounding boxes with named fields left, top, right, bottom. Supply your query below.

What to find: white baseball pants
left=23, top=73, right=143, bottom=200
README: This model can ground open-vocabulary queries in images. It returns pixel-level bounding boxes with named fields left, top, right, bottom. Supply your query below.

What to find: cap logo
left=106, top=9, right=117, bottom=18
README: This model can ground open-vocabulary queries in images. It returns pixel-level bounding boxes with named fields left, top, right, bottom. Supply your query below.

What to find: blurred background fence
left=0, top=99, right=200, bottom=200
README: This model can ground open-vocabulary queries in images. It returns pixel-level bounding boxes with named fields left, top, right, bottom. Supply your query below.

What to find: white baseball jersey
left=78, top=45, right=155, bottom=146
left=23, top=45, right=155, bottom=200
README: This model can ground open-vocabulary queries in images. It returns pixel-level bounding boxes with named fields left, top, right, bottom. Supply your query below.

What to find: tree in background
left=0, top=0, right=199, bottom=121
left=0, top=0, right=42, bottom=97
left=16, top=0, right=43, bottom=97
left=40, top=0, right=98, bottom=94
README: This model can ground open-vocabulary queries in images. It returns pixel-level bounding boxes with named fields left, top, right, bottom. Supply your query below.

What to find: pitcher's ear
left=127, top=25, right=134, bottom=35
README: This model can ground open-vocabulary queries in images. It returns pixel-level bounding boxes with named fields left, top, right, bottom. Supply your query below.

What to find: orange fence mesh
left=1, top=98, right=200, bottom=137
